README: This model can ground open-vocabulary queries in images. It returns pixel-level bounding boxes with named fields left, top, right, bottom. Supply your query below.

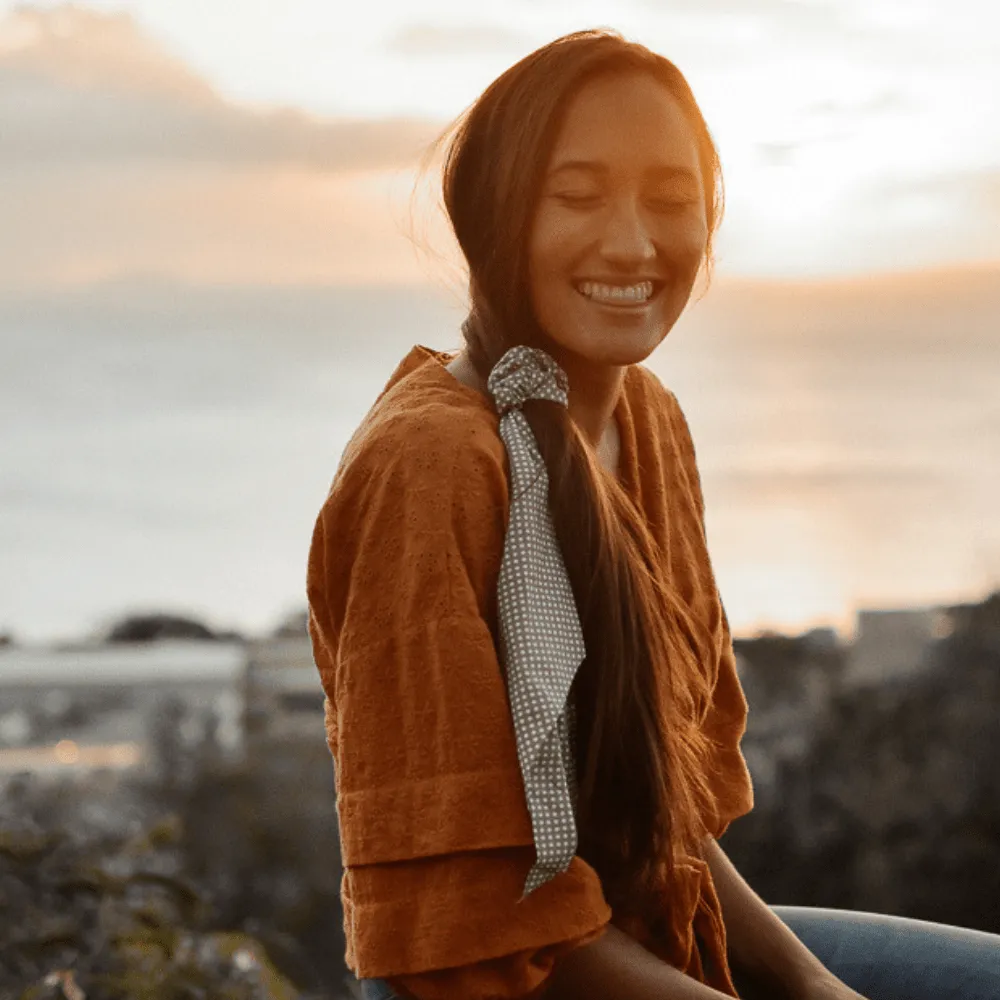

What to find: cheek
left=528, top=207, right=591, bottom=280
left=655, top=211, right=709, bottom=261
left=527, top=206, right=709, bottom=286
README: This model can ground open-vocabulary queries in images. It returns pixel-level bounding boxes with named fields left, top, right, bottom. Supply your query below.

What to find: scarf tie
left=486, top=344, right=588, bottom=899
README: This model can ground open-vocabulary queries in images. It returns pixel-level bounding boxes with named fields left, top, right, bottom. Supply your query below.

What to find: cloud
left=849, top=167, right=1000, bottom=268
left=804, top=90, right=911, bottom=121
left=753, top=92, right=909, bottom=163
left=640, top=0, right=852, bottom=33
left=755, top=139, right=802, bottom=166
left=0, top=161, right=463, bottom=291
left=0, top=3, right=213, bottom=100
left=885, top=167, right=1000, bottom=214
left=1, top=76, right=441, bottom=169
left=0, top=5, right=441, bottom=170
left=0, top=6, right=464, bottom=291
left=385, top=22, right=533, bottom=57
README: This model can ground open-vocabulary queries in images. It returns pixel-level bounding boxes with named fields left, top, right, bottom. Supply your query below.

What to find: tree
left=105, top=613, right=219, bottom=643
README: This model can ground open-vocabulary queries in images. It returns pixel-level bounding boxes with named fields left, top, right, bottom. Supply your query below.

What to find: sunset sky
left=2, top=1, right=998, bottom=641
left=2, top=0, right=999, bottom=290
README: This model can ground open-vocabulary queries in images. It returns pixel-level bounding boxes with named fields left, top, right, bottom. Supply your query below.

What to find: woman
left=307, top=29, right=1000, bottom=1000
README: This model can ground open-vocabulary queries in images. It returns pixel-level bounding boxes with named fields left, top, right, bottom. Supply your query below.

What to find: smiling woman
left=306, top=28, right=1000, bottom=1000
left=528, top=72, right=708, bottom=375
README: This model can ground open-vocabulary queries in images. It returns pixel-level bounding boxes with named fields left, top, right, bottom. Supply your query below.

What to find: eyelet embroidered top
left=306, top=344, right=754, bottom=1000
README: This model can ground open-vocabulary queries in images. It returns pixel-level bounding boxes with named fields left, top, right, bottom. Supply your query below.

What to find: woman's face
left=527, top=71, right=708, bottom=368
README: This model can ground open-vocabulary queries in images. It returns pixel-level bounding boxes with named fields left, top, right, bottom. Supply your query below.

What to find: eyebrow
left=548, top=160, right=699, bottom=183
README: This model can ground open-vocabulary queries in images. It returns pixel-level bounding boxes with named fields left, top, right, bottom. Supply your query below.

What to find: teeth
left=577, top=280, right=654, bottom=303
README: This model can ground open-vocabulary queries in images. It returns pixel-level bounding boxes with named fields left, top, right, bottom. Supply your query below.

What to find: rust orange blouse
left=306, top=345, right=754, bottom=999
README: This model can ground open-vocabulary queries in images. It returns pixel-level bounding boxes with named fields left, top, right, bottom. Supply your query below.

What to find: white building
left=0, top=640, right=246, bottom=775
left=842, top=607, right=950, bottom=687
left=243, top=636, right=325, bottom=744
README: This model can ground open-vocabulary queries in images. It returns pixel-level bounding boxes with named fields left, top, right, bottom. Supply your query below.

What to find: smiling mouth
left=574, top=279, right=661, bottom=306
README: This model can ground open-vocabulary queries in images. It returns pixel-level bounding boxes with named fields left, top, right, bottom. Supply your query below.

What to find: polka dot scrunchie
left=486, top=345, right=588, bottom=899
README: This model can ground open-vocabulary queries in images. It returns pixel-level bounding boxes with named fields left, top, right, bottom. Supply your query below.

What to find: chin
left=537, top=294, right=675, bottom=368
left=558, top=326, right=668, bottom=369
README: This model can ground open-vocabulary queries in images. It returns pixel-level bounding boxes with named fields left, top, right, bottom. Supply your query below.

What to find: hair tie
left=486, top=345, right=587, bottom=899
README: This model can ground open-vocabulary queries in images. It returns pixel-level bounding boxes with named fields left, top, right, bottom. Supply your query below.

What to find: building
left=243, top=635, right=325, bottom=746
left=842, top=606, right=950, bottom=687
left=0, top=640, right=245, bottom=777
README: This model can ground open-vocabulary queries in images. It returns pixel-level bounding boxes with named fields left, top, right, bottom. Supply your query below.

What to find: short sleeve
left=660, top=389, right=755, bottom=840
left=699, top=604, right=755, bottom=838
left=306, top=405, right=610, bottom=991
left=386, top=922, right=608, bottom=1000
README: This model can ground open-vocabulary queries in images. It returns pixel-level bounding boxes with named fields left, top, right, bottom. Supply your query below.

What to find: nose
left=599, top=195, right=656, bottom=267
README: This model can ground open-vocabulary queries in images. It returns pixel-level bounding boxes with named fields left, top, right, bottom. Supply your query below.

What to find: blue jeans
left=357, top=907, right=1000, bottom=999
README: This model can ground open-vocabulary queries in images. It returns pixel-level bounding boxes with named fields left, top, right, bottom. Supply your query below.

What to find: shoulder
left=628, top=363, right=695, bottom=453
left=309, top=371, right=509, bottom=645
left=330, top=375, right=508, bottom=510
left=313, top=378, right=511, bottom=602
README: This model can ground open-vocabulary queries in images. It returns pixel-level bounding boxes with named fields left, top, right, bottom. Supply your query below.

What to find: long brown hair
left=439, top=30, right=720, bottom=917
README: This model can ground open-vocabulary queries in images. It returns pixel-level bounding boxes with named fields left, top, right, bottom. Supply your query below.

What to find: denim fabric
left=765, top=906, right=1000, bottom=1000
left=358, top=978, right=400, bottom=1000
left=357, top=906, right=1000, bottom=1000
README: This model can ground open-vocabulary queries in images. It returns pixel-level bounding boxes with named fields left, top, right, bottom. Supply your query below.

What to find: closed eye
left=648, top=198, right=698, bottom=211
left=554, top=193, right=602, bottom=208
left=555, top=193, right=697, bottom=212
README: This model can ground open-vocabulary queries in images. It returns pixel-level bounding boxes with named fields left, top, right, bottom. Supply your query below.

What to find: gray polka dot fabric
left=486, top=345, right=587, bottom=899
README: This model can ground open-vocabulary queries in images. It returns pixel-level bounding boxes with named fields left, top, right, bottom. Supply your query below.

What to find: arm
left=308, top=418, right=612, bottom=1000
left=546, top=923, right=743, bottom=1000
left=657, top=386, right=866, bottom=1000
left=703, top=838, right=867, bottom=1000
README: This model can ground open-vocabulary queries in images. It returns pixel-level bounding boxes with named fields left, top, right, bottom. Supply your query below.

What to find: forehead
left=546, top=71, right=701, bottom=180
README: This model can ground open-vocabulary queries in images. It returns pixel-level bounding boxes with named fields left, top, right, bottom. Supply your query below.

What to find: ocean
left=2, top=270, right=998, bottom=643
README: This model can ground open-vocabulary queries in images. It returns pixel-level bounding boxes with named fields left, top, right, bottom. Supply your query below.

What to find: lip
left=581, top=297, right=654, bottom=313
left=575, top=276, right=664, bottom=284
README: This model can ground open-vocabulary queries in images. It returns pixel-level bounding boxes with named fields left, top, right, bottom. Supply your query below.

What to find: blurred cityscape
left=2, top=590, right=999, bottom=997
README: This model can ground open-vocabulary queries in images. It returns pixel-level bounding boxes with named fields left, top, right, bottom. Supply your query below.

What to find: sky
left=1, top=0, right=999, bottom=288
left=1, top=1, right=998, bottom=641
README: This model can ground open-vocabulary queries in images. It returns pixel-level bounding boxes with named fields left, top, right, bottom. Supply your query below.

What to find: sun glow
left=53, top=739, right=80, bottom=764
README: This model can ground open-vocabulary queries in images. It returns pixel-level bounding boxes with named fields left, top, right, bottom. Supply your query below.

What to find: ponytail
left=464, top=314, right=714, bottom=918
left=437, top=27, right=726, bottom=917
